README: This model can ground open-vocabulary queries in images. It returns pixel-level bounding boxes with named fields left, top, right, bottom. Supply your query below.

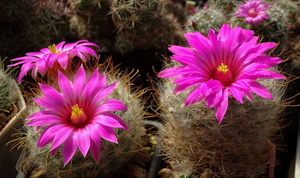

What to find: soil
left=0, top=108, right=18, bottom=132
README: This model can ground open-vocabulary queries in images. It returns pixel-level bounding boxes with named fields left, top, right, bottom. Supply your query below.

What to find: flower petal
left=185, top=85, right=206, bottom=106
left=214, top=89, right=229, bottom=124
left=57, top=53, right=69, bottom=69
left=93, top=99, right=127, bottom=113
left=26, top=114, right=63, bottom=127
left=92, top=112, right=129, bottom=130
left=89, top=139, right=101, bottom=163
left=58, top=71, right=74, bottom=104
left=77, top=128, right=90, bottom=157
left=98, top=125, right=118, bottom=143
left=249, top=81, right=273, bottom=100
left=37, top=124, right=63, bottom=147
left=227, top=86, right=245, bottom=103
left=73, top=65, right=86, bottom=101
left=51, top=125, right=74, bottom=150
left=63, top=131, right=78, bottom=165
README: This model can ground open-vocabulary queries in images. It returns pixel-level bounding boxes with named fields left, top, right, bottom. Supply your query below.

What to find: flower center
left=214, top=63, right=233, bottom=86
left=217, top=63, right=229, bottom=74
left=48, top=44, right=61, bottom=54
left=70, top=104, right=88, bottom=127
left=248, top=8, right=258, bottom=17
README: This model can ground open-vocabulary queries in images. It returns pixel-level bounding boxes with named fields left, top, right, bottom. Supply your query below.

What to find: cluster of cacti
left=2, top=0, right=299, bottom=177
left=18, top=59, right=149, bottom=177
left=156, top=61, right=286, bottom=177
left=110, top=0, right=186, bottom=54
left=185, top=5, right=226, bottom=34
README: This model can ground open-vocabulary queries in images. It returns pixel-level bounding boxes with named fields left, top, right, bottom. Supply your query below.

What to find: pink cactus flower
left=235, top=0, right=269, bottom=27
left=158, top=24, right=285, bottom=123
left=26, top=66, right=128, bottom=165
left=8, top=40, right=99, bottom=83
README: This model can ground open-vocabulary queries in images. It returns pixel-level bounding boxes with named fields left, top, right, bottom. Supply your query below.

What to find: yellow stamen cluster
left=71, top=104, right=85, bottom=120
left=48, top=44, right=61, bottom=54
left=217, top=63, right=229, bottom=74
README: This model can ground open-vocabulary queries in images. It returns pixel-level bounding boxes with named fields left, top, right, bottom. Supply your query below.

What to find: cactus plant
left=185, top=6, right=226, bottom=34
left=68, top=0, right=115, bottom=52
left=157, top=60, right=287, bottom=177
left=17, top=58, right=149, bottom=177
left=22, top=0, right=72, bottom=52
left=156, top=23, right=287, bottom=177
left=0, top=58, right=20, bottom=131
left=110, top=0, right=186, bottom=54
left=229, top=0, right=298, bottom=48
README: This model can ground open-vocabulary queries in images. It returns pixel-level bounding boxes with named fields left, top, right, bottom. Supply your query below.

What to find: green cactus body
left=69, top=0, right=115, bottom=52
left=158, top=61, right=286, bottom=177
left=256, top=1, right=290, bottom=43
left=23, top=0, right=72, bottom=52
left=0, top=59, right=19, bottom=114
left=110, top=0, right=186, bottom=54
left=207, top=0, right=246, bottom=15
left=185, top=7, right=226, bottom=34
left=229, top=0, right=298, bottom=47
left=19, top=61, right=149, bottom=177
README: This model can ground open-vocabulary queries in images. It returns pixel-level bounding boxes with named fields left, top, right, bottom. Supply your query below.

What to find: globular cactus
left=274, top=0, right=299, bottom=26
left=0, top=58, right=19, bottom=114
left=185, top=6, right=226, bottom=34
left=255, top=1, right=290, bottom=43
left=229, top=0, right=298, bottom=46
left=22, top=0, right=72, bottom=52
left=110, top=0, right=186, bottom=54
left=157, top=60, right=286, bottom=178
left=207, top=0, right=235, bottom=14
left=68, top=0, right=115, bottom=52
left=165, top=1, right=188, bottom=24
left=18, top=59, right=149, bottom=177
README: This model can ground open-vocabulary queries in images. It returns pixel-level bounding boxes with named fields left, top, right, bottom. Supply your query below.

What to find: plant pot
left=287, top=111, right=300, bottom=178
left=0, top=79, right=26, bottom=178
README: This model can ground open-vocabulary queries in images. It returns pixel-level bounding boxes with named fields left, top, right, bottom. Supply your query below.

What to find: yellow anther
left=48, top=44, right=61, bottom=54
left=71, top=104, right=85, bottom=120
left=217, top=63, right=229, bottom=74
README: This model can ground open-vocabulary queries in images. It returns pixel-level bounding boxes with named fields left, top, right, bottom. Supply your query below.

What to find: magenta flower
left=235, top=0, right=269, bottom=27
left=26, top=66, right=129, bottom=165
left=158, top=24, right=285, bottom=123
left=8, top=40, right=99, bottom=83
